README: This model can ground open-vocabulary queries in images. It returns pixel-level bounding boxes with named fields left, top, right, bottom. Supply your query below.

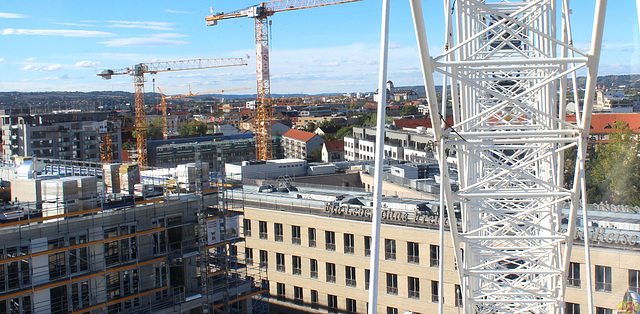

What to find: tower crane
left=205, top=0, right=361, bottom=160
left=97, top=58, right=248, bottom=167
left=157, top=86, right=251, bottom=139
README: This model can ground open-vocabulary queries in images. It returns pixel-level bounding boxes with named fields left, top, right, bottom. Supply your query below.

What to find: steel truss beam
left=410, top=0, right=607, bottom=312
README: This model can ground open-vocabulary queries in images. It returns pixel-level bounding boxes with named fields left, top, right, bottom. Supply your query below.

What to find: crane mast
left=206, top=0, right=361, bottom=160
left=409, top=0, right=607, bottom=312
left=98, top=58, right=247, bottom=166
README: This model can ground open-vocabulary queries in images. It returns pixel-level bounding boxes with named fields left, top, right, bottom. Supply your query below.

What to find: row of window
left=567, top=262, right=640, bottom=294
left=246, top=247, right=460, bottom=304
left=565, top=303, right=617, bottom=314
left=244, top=219, right=441, bottom=265
left=274, top=282, right=459, bottom=313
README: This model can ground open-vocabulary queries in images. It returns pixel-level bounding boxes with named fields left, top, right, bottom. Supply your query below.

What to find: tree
left=586, top=119, right=640, bottom=205
left=307, top=147, right=322, bottom=162
left=336, top=125, right=354, bottom=139
left=305, top=122, right=316, bottom=133
left=400, top=104, right=419, bottom=116
left=349, top=102, right=360, bottom=110
left=178, top=120, right=208, bottom=137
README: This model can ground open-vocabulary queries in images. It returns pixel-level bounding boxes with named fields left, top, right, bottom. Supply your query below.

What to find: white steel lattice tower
left=409, top=0, right=607, bottom=312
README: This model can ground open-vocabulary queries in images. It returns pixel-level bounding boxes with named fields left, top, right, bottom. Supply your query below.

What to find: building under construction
left=0, top=157, right=268, bottom=313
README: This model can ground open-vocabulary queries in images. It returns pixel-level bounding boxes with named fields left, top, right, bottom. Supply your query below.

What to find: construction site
left=0, top=156, right=269, bottom=313
left=0, top=0, right=624, bottom=312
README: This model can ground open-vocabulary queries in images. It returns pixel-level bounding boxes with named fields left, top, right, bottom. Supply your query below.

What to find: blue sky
left=0, top=1, right=638, bottom=95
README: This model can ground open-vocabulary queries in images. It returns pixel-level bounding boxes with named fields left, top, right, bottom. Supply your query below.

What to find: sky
left=0, top=0, right=639, bottom=95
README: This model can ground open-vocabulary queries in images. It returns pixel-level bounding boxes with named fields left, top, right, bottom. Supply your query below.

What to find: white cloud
left=0, top=13, right=26, bottom=18
left=20, top=60, right=100, bottom=72
left=0, top=58, right=4, bottom=63
left=74, top=60, right=98, bottom=68
left=100, top=33, right=189, bottom=47
left=52, top=22, right=95, bottom=27
left=166, top=9, right=192, bottom=14
left=24, top=57, right=35, bottom=62
left=1, top=28, right=115, bottom=37
left=108, top=20, right=175, bottom=31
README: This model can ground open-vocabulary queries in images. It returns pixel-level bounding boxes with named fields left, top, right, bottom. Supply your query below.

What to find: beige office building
left=232, top=186, right=640, bottom=313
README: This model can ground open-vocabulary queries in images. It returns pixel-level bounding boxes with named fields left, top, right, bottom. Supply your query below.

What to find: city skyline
left=0, top=0, right=639, bottom=95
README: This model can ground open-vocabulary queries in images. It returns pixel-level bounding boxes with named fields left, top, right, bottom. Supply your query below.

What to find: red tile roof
left=283, top=128, right=318, bottom=142
left=324, top=140, right=344, bottom=152
left=567, top=113, right=640, bottom=134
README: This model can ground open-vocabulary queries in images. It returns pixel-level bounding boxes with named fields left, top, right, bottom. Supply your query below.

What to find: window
left=311, top=290, right=319, bottom=309
left=71, top=280, right=90, bottom=309
left=408, top=276, right=420, bottom=299
left=309, top=228, right=316, bottom=247
left=259, top=221, right=267, bottom=239
left=294, top=286, right=303, bottom=305
left=243, top=219, right=251, bottom=237
left=328, top=294, right=338, bottom=313
left=455, top=284, right=462, bottom=307
left=566, top=302, right=580, bottom=314
left=104, top=224, right=137, bottom=267
left=630, top=269, right=640, bottom=293
left=245, top=248, right=253, bottom=266
left=229, top=244, right=237, bottom=258
left=386, top=273, right=398, bottom=295
left=596, top=308, right=614, bottom=314
left=277, top=282, right=285, bottom=301
left=310, top=259, right=318, bottom=278
left=344, top=233, right=355, bottom=254
left=346, top=266, right=356, bottom=287
left=151, top=219, right=167, bottom=255
left=385, top=239, right=396, bottom=261
left=387, top=307, right=398, bottom=314
left=364, top=236, right=371, bottom=256
left=292, top=256, right=302, bottom=275
left=276, top=253, right=285, bottom=272
left=408, top=242, right=419, bottom=264
left=365, top=269, right=370, bottom=290
left=326, top=231, right=336, bottom=251
left=568, top=262, right=580, bottom=288
left=292, top=226, right=301, bottom=245
left=69, top=235, right=88, bottom=274
left=259, top=250, right=268, bottom=267
left=274, top=223, right=283, bottom=242
left=596, top=265, right=612, bottom=292
left=346, top=298, right=357, bottom=313
left=326, top=263, right=336, bottom=283
left=430, top=245, right=439, bottom=267
left=431, top=280, right=439, bottom=302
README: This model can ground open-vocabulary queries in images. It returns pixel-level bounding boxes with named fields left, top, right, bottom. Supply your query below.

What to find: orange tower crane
left=97, top=58, right=247, bottom=167
left=205, top=0, right=361, bottom=160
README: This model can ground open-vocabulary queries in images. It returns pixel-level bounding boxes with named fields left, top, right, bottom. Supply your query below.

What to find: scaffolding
left=0, top=157, right=267, bottom=313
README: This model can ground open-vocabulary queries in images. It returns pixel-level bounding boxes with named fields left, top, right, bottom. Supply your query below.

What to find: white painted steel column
left=579, top=1, right=608, bottom=313
left=367, top=0, right=390, bottom=312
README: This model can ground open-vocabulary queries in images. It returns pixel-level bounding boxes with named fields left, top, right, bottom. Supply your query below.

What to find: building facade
left=231, top=186, right=640, bottom=313
left=282, top=129, right=324, bottom=161
left=0, top=110, right=122, bottom=162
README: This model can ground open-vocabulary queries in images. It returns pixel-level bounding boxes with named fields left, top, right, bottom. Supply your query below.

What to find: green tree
left=305, top=122, right=316, bottom=132
left=586, top=119, right=640, bottom=205
left=307, top=147, right=322, bottom=162
left=178, top=120, right=208, bottom=137
left=336, top=125, right=354, bottom=139
left=400, top=104, right=419, bottom=116
left=349, top=102, right=360, bottom=110
left=146, top=117, right=164, bottom=140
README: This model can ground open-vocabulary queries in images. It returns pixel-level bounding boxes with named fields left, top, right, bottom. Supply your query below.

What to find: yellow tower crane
left=97, top=58, right=247, bottom=167
left=205, top=0, right=361, bottom=161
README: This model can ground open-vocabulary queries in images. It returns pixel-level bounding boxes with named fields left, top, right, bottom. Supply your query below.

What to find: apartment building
left=0, top=110, right=122, bottom=162
left=232, top=185, right=640, bottom=313
left=344, top=126, right=436, bottom=164
left=281, top=129, right=324, bottom=160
